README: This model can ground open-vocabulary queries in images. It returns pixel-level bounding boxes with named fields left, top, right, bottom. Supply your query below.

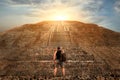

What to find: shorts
left=55, top=60, right=65, bottom=68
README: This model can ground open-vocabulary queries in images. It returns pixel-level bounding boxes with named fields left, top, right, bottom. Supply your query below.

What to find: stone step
left=1, top=60, right=119, bottom=77
left=0, top=60, right=119, bottom=80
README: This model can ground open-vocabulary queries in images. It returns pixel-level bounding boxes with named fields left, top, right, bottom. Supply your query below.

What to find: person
left=53, top=47, right=66, bottom=77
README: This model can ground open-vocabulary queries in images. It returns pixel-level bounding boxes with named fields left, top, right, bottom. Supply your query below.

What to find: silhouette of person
left=53, top=47, right=65, bottom=77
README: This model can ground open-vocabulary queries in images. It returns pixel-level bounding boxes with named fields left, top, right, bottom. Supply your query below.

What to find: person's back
left=56, top=50, right=62, bottom=60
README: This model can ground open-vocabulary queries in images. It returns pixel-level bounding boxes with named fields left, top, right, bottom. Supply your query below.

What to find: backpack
left=60, top=53, right=66, bottom=62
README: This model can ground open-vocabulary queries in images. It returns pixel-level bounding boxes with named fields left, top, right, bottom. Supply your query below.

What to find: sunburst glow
left=50, top=13, right=71, bottom=21
left=53, top=15, right=69, bottom=20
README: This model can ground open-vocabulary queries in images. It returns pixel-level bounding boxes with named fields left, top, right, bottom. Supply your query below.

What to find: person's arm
left=53, top=50, right=57, bottom=64
left=62, top=49, right=65, bottom=53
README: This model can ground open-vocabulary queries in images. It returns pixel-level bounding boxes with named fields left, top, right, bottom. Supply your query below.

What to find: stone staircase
left=0, top=47, right=119, bottom=80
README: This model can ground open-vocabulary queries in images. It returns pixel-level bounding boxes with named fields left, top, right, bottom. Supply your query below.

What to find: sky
left=0, top=0, right=120, bottom=32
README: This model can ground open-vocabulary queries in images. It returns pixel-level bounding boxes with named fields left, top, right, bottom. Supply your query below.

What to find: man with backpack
left=53, top=47, right=66, bottom=77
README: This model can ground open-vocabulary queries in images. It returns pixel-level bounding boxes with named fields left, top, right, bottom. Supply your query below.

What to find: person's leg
left=54, top=67, right=57, bottom=77
left=62, top=67, right=65, bottom=76
left=61, top=62, right=65, bottom=76
left=54, top=60, right=58, bottom=77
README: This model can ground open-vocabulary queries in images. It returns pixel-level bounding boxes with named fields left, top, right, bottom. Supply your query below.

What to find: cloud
left=9, top=0, right=51, bottom=6
left=0, top=0, right=53, bottom=7
left=1, top=0, right=120, bottom=32
left=0, top=0, right=105, bottom=25
left=0, top=0, right=104, bottom=22
left=114, top=0, right=120, bottom=13
left=1, top=0, right=103, bottom=11
left=21, top=0, right=104, bottom=23
left=0, top=0, right=103, bottom=11
left=10, top=0, right=31, bottom=5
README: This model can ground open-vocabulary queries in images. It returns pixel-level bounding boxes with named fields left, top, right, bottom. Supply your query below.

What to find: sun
left=54, top=15, right=68, bottom=20
left=51, top=14, right=70, bottom=21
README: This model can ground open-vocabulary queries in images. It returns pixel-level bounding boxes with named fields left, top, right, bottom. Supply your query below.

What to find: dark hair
left=57, top=47, right=60, bottom=50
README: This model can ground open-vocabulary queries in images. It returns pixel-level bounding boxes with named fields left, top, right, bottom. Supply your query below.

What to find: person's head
left=57, top=46, right=60, bottom=50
